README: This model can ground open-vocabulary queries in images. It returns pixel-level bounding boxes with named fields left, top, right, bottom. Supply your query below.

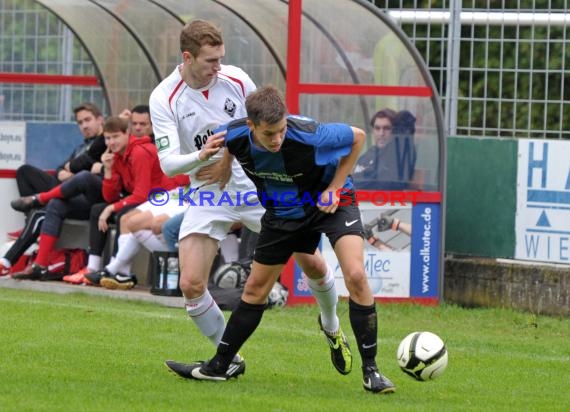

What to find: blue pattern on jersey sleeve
left=222, top=121, right=250, bottom=149
left=313, top=123, right=354, bottom=166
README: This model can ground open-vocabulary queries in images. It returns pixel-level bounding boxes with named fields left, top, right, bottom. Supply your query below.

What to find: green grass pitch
left=0, top=288, right=568, bottom=412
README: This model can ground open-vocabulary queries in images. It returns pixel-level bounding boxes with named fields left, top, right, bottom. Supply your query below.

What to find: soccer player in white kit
left=150, top=20, right=351, bottom=379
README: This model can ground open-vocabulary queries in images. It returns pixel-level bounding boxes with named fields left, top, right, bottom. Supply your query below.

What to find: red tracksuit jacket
left=102, top=135, right=189, bottom=212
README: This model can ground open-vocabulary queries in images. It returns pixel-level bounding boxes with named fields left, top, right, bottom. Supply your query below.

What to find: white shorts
left=178, top=185, right=264, bottom=241
left=136, top=187, right=189, bottom=218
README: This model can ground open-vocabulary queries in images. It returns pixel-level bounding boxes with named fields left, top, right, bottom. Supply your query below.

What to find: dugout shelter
left=2, top=0, right=445, bottom=303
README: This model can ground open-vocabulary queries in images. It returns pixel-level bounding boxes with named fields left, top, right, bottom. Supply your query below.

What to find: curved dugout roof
left=34, top=0, right=443, bottom=192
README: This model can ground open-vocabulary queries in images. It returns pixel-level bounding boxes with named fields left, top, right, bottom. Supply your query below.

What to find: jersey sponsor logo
left=181, top=111, right=196, bottom=120
left=156, top=136, right=170, bottom=152
left=345, top=219, right=359, bottom=227
left=194, top=130, right=214, bottom=150
left=224, top=97, right=237, bottom=117
left=248, top=170, right=295, bottom=183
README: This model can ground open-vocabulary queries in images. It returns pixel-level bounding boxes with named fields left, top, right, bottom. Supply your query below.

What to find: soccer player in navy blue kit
left=182, top=85, right=395, bottom=394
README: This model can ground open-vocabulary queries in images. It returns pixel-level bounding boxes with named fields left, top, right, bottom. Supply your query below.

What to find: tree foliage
left=374, top=0, right=570, bottom=138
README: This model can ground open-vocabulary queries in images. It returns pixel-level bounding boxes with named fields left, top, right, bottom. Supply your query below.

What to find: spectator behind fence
left=352, top=108, right=416, bottom=191
left=63, top=116, right=187, bottom=289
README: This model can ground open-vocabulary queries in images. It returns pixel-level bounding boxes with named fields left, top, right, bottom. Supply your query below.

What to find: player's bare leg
left=166, top=233, right=245, bottom=379
left=178, top=233, right=224, bottom=346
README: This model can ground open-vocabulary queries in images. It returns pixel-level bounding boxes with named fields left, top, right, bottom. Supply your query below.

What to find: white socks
left=0, top=257, right=11, bottom=268
left=184, top=290, right=225, bottom=347
left=305, top=265, right=339, bottom=333
left=87, top=255, right=102, bottom=272
left=133, top=229, right=169, bottom=252
left=106, top=233, right=141, bottom=275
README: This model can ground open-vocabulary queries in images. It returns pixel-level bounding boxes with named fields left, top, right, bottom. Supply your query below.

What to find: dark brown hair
left=245, top=85, right=288, bottom=126
left=369, top=108, right=397, bottom=127
left=73, top=102, right=103, bottom=119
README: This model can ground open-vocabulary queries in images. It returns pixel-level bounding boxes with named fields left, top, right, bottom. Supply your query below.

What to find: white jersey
left=150, top=64, right=264, bottom=241
left=149, top=64, right=256, bottom=193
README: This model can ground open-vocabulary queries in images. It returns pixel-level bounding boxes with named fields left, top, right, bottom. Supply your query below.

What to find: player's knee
left=119, top=213, right=131, bottom=228
left=179, top=273, right=207, bottom=298
left=295, top=253, right=327, bottom=278
left=242, top=276, right=273, bottom=304
left=302, top=260, right=328, bottom=278
left=242, top=287, right=268, bottom=305
left=342, top=267, right=367, bottom=291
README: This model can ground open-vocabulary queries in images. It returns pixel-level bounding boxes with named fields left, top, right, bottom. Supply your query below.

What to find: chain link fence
left=374, top=0, right=570, bottom=139
left=0, top=0, right=108, bottom=121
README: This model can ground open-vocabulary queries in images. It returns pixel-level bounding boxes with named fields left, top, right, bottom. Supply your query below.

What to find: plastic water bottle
left=166, top=257, right=179, bottom=290
left=157, top=256, right=165, bottom=289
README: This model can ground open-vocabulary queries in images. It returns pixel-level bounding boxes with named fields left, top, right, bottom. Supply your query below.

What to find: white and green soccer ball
left=396, top=331, right=448, bottom=381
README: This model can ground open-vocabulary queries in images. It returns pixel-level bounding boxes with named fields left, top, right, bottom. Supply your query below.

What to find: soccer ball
left=267, top=282, right=288, bottom=307
left=212, top=262, right=248, bottom=289
left=396, top=331, right=448, bottom=381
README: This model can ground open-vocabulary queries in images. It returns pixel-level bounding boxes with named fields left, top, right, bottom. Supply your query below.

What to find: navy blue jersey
left=223, top=115, right=355, bottom=219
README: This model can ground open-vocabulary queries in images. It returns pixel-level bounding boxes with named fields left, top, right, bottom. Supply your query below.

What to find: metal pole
left=60, top=24, right=73, bottom=122
left=444, top=0, right=461, bottom=137
left=388, top=10, right=570, bottom=26
left=286, top=0, right=302, bottom=114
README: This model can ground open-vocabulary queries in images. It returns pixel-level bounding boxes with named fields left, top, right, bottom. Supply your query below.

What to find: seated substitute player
left=177, top=85, right=396, bottom=394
